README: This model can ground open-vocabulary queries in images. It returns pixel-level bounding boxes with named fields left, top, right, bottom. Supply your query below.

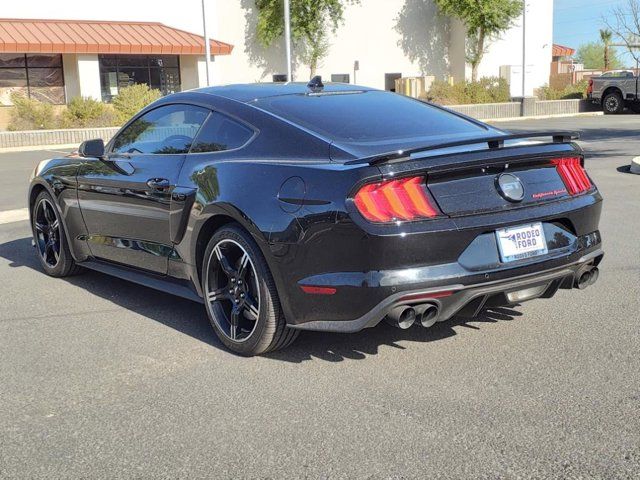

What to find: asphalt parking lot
left=0, top=115, right=639, bottom=478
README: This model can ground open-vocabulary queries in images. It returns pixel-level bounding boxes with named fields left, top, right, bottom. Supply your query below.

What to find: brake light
left=552, top=157, right=592, bottom=195
left=587, top=78, right=593, bottom=94
left=353, top=176, right=441, bottom=223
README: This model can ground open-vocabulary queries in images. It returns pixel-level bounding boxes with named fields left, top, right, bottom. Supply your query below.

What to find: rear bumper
left=291, top=247, right=604, bottom=333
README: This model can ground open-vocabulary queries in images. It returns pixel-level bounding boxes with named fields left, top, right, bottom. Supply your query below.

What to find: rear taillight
left=587, top=78, right=593, bottom=94
left=552, top=157, right=592, bottom=195
left=353, top=176, right=441, bottom=223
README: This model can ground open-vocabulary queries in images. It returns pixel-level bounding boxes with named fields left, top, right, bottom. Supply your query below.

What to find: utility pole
left=521, top=2, right=526, bottom=97
left=284, top=0, right=293, bottom=81
left=202, top=0, right=212, bottom=86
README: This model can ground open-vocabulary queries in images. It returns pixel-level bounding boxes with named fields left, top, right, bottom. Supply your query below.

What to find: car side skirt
left=80, top=259, right=204, bottom=304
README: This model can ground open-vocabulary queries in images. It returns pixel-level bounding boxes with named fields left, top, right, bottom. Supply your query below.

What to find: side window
left=190, top=112, right=254, bottom=153
left=111, top=104, right=209, bottom=155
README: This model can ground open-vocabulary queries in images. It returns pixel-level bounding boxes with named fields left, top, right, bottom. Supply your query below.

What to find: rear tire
left=31, top=190, right=83, bottom=277
left=603, top=92, right=623, bottom=114
left=201, top=224, right=298, bottom=356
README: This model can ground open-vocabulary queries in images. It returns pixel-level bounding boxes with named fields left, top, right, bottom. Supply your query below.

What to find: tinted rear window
left=190, top=112, right=254, bottom=153
left=253, top=91, right=486, bottom=142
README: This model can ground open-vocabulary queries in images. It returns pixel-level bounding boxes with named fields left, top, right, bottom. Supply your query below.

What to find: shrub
left=423, top=77, right=511, bottom=105
left=7, top=93, right=56, bottom=131
left=60, top=96, right=118, bottom=128
left=536, top=80, right=589, bottom=100
left=424, top=80, right=467, bottom=105
left=112, top=84, right=162, bottom=123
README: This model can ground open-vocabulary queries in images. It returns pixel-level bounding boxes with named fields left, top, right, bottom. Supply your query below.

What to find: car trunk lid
left=370, top=140, right=586, bottom=218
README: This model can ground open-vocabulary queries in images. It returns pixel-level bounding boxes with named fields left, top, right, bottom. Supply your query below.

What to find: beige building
left=213, top=0, right=554, bottom=95
left=0, top=0, right=555, bottom=117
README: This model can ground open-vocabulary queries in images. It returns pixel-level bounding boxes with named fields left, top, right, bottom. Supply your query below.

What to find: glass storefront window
left=149, top=68, right=180, bottom=95
left=0, top=54, right=26, bottom=68
left=99, top=55, right=181, bottom=102
left=0, top=54, right=64, bottom=105
left=25, top=54, right=63, bottom=68
left=149, top=55, right=179, bottom=68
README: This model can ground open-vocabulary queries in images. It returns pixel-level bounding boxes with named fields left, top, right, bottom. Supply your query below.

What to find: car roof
left=193, top=82, right=372, bottom=103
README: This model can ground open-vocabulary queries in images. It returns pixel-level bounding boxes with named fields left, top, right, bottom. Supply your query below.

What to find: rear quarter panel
left=174, top=149, right=380, bottom=313
left=171, top=99, right=379, bottom=319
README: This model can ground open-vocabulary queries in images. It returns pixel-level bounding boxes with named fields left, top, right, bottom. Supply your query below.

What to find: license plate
left=496, top=222, right=548, bottom=263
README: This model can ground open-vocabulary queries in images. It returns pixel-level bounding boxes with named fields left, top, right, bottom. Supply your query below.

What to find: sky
left=553, top=0, right=635, bottom=66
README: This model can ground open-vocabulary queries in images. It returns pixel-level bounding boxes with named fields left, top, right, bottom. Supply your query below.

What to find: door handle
left=147, top=178, right=171, bottom=190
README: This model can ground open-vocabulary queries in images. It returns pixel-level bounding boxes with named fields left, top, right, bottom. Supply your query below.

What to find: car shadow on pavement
left=0, top=236, right=523, bottom=363
left=265, top=307, right=523, bottom=363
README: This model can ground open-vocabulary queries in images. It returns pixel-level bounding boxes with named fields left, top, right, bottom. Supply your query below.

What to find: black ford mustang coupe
left=29, top=79, right=603, bottom=355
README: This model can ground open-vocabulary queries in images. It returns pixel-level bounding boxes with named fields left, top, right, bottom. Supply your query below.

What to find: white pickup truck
left=588, top=70, right=640, bottom=114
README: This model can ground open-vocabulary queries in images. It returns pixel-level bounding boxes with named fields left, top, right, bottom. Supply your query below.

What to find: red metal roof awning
left=553, top=44, right=575, bottom=57
left=0, top=18, right=233, bottom=55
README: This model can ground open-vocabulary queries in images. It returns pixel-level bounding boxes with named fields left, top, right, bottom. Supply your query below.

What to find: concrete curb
left=0, top=126, right=119, bottom=151
left=0, top=208, right=29, bottom=225
left=631, top=157, right=640, bottom=174
left=0, top=143, right=79, bottom=154
left=487, top=111, right=604, bottom=123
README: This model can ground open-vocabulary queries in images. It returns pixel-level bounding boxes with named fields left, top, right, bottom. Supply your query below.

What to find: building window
left=331, top=74, right=350, bottom=83
left=0, top=53, right=65, bottom=105
left=272, top=74, right=287, bottom=82
left=99, top=55, right=181, bottom=102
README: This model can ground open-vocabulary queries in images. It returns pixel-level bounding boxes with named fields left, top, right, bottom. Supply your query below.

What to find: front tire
left=201, top=224, right=298, bottom=356
left=31, top=190, right=82, bottom=277
left=603, top=92, right=623, bottom=114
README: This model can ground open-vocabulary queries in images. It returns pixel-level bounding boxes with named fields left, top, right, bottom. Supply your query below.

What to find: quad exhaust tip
left=418, top=304, right=439, bottom=328
left=385, top=303, right=440, bottom=329
left=574, top=266, right=599, bottom=290
left=385, top=306, right=417, bottom=329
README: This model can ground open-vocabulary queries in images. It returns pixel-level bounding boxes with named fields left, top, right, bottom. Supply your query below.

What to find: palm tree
left=600, top=29, right=613, bottom=70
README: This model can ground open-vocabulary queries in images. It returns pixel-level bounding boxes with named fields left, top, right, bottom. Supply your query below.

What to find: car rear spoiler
left=344, top=131, right=580, bottom=166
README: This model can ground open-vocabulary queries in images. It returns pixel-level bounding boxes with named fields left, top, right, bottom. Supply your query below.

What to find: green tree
left=575, top=42, right=623, bottom=70
left=255, top=0, right=359, bottom=79
left=434, top=0, right=523, bottom=82
left=600, top=28, right=613, bottom=70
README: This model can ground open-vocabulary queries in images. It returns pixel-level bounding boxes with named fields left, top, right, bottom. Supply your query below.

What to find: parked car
left=588, top=70, right=640, bottom=114
left=28, top=78, right=604, bottom=355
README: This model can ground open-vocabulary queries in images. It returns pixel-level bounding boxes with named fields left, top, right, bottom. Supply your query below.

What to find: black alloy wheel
left=31, top=190, right=82, bottom=277
left=202, top=224, right=298, bottom=355
left=205, top=238, right=261, bottom=342
left=34, top=197, right=61, bottom=268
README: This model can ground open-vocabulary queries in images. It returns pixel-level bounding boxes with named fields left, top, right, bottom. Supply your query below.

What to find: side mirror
left=78, top=139, right=105, bottom=158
